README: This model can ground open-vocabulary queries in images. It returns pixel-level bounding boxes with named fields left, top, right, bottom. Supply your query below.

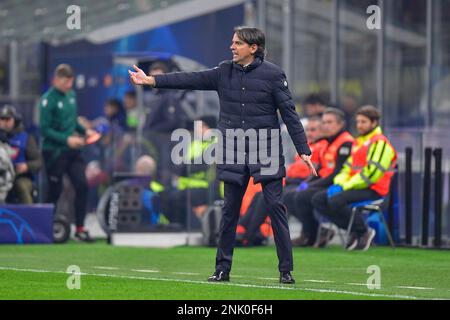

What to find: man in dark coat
left=129, top=26, right=316, bottom=284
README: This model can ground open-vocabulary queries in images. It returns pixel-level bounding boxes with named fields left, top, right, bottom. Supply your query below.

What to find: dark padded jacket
left=154, top=57, right=310, bottom=186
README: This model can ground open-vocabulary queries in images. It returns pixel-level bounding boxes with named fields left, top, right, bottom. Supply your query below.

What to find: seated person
left=159, top=116, right=222, bottom=230
left=291, top=108, right=354, bottom=247
left=235, top=177, right=274, bottom=246
left=134, top=155, right=170, bottom=226
left=0, top=139, right=15, bottom=203
left=236, top=117, right=327, bottom=246
left=0, top=105, right=42, bottom=204
left=283, top=116, right=327, bottom=218
left=312, top=105, right=397, bottom=251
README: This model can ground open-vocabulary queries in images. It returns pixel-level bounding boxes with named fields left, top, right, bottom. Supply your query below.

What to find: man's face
left=305, top=120, right=322, bottom=142
left=104, top=104, right=117, bottom=118
left=124, top=95, right=136, bottom=110
left=230, top=33, right=257, bottom=65
left=53, top=76, right=74, bottom=93
left=0, top=116, right=15, bottom=132
left=321, top=113, right=343, bottom=137
left=305, top=103, right=325, bottom=117
left=356, top=115, right=377, bottom=136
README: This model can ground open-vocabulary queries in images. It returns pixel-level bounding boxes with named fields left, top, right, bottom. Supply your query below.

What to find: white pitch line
left=347, top=283, right=368, bottom=286
left=172, top=272, right=200, bottom=276
left=93, top=266, right=119, bottom=270
left=257, top=277, right=279, bottom=281
left=0, top=266, right=446, bottom=300
left=396, top=286, right=434, bottom=290
left=304, top=279, right=334, bottom=283
left=131, top=269, right=160, bottom=273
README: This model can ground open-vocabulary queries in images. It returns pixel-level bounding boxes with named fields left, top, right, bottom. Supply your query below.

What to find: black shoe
left=345, top=232, right=359, bottom=251
left=315, top=227, right=335, bottom=248
left=207, top=270, right=230, bottom=282
left=279, top=271, right=295, bottom=284
left=355, top=228, right=376, bottom=251
left=74, top=231, right=95, bottom=243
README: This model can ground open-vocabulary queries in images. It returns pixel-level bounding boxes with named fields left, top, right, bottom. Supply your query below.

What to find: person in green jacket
left=39, top=64, right=96, bottom=242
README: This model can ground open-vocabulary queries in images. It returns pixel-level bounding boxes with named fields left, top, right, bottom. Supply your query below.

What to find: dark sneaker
left=345, top=232, right=359, bottom=251
left=291, top=233, right=315, bottom=247
left=280, top=271, right=295, bottom=284
left=74, top=231, right=95, bottom=243
left=207, top=270, right=230, bottom=282
left=355, top=228, right=376, bottom=251
left=315, top=227, right=335, bottom=248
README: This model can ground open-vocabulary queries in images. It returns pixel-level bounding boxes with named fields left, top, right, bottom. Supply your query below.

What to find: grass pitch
left=0, top=241, right=449, bottom=300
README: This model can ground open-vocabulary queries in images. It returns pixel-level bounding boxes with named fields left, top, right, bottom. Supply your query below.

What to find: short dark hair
left=150, top=61, right=170, bottom=73
left=106, top=98, right=122, bottom=110
left=323, top=107, right=346, bottom=124
left=307, top=115, right=322, bottom=123
left=124, top=90, right=136, bottom=99
left=233, top=26, right=266, bottom=59
left=356, top=105, right=381, bottom=123
left=198, top=115, right=217, bottom=129
left=303, top=94, right=326, bottom=106
left=54, top=64, right=74, bottom=78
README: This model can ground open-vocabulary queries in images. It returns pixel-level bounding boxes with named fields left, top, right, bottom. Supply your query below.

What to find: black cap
left=0, top=105, right=17, bottom=119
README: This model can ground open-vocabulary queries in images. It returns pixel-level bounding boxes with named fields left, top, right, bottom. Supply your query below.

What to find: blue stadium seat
left=346, top=198, right=395, bottom=248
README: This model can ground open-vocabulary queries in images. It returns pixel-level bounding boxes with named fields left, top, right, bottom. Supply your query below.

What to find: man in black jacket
left=129, top=26, right=316, bottom=284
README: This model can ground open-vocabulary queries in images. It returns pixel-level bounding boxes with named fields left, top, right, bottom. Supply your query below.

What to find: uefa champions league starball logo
left=0, top=208, right=35, bottom=244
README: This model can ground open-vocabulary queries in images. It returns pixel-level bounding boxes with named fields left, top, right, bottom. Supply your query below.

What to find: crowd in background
left=0, top=61, right=397, bottom=250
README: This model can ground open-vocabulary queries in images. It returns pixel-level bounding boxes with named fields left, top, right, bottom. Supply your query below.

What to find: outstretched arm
left=129, top=65, right=219, bottom=91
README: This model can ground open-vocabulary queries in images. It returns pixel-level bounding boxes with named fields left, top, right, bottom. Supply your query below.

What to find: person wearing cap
left=0, top=105, right=42, bottom=204
left=39, top=64, right=97, bottom=243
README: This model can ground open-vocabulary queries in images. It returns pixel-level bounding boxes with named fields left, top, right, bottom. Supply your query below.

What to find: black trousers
left=215, top=172, right=293, bottom=273
left=281, top=184, right=298, bottom=217
left=291, top=186, right=326, bottom=239
left=311, top=189, right=380, bottom=236
left=44, top=150, right=88, bottom=228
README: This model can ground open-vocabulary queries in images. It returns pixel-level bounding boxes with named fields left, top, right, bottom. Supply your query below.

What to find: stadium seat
left=346, top=198, right=395, bottom=249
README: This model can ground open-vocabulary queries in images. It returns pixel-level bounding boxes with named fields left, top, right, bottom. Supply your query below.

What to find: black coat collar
left=233, top=56, right=263, bottom=73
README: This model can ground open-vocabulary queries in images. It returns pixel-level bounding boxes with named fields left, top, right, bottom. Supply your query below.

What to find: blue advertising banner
left=0, top=204, right=54, bottom=244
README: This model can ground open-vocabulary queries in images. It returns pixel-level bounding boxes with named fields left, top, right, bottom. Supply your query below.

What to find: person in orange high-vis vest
left=312, top=105, right=397, bottom=251
left=286, top=116, right=327, bottom=181
left=235, top=177, right=277, bottom=246
left=283, top=116, right=327, bottom=226
left=290, top=108, right=354, bottom=248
